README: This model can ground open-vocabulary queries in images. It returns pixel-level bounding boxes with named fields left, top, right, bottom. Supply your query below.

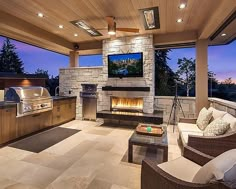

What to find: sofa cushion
left=192, top=149, right=236, bottom=184
left=224, top=164, right=236, bottom=188
left=158, top=156, right=201, bottom=182
left=197, top=107, right=213, bottom=131
left=177, top=122, right=202, bottom=133
left=180, top=131, right=203, bottom=145
left=208, top=107, right=227, bottom=121
left=203, top=118, right=230, bottom=137
left=222, top=113, right=236, bottom=133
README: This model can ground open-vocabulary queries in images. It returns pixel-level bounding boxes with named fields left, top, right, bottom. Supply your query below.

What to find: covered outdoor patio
left=0, top=0, right=235, bottom=188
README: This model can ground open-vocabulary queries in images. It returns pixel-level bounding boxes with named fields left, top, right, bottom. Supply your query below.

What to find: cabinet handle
left=5, top=109, right=12, bottom=112
left=56, top=115, right=61, bottom=118
left=32, top=114, right=40, bottom=117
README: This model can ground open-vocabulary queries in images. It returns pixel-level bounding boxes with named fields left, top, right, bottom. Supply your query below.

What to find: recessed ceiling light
left=177, top=18, right=183, bottom=23
left=58, top=25, right=64, bottom=29
left=74, top=33, right=78, bottom=37
left=221, top=33, right=226, bottom=36
left=179, top=3, right=186, bottom=9
left=37, top=13, right=44, bottom=18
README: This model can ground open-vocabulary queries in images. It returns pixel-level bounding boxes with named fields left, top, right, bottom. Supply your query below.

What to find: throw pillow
left=196, top=107, right=213, bottom=131
left=203, top=118, right=230, bottom=136
left=222, top=113, right=236, bottom=133
left=192, top=149, right=236, bottom=184
left=208, top=107, right=226, bottom=121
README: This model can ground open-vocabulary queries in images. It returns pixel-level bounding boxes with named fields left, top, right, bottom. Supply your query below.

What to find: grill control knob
left=24, top=106, right=32, bottom=111
left=41, top=103, right=47, bottom=108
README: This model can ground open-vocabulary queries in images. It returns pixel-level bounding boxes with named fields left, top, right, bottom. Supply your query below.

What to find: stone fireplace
left=111, top=96, right=143, bottom=112
left=59, top=34, right=155, bottom=119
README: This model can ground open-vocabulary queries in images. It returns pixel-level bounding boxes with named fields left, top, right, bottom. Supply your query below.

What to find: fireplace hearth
left=111, top=97, right=143, bottom=112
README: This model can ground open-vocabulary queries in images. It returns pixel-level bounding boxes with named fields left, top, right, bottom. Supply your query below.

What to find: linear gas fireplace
left=111, top=97, right=143, bottom=112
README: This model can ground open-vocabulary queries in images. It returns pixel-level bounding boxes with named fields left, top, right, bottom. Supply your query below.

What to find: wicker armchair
left=141, top=146, right=230, bottom=189
left=178, top=117, right=236, bottom=157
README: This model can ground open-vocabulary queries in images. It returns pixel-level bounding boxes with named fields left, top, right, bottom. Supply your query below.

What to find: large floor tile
left=95, top=164, right=141, bottom=189
left=5, top=183, right=42, bottom=189
left=0, top=177, right=18, bottom=189
left=0, top=120, right=181, bottom=189
left=0, top=147, right=34, bottom=160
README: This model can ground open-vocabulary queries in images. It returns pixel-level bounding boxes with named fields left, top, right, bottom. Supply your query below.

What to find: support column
left=69, top=51, right=79, bottom=67
left=196, top=39, right=209, bottom=115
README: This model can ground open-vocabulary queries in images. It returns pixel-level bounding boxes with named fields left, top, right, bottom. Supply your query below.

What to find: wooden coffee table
left=128, top=125, right=168, bottom=163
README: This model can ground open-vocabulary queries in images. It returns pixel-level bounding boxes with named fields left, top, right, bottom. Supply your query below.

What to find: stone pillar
left=196, top=39, right=209, bottom=115
left=69, top=51, right=79, bottom=67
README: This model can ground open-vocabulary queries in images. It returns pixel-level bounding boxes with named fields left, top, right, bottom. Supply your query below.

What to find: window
left=208, top=40, right=236, bottom=102
left=155, top=47, right=196, bottom=97
left=79, top=54, right=103, bottom=67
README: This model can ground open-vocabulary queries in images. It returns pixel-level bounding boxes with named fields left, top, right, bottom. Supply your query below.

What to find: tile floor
left=0, top=120, right=181, bottom=189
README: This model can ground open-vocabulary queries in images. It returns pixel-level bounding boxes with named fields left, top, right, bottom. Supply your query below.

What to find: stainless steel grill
left=80, top=84, right=98, bottom=98
left=80, top=84, right=97, bottom=120
left=5, top=86, right=53, bottom=117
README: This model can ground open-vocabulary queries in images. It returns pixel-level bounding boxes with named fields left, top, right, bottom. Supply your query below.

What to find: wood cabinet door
left=17, top=114, right=41, bottom=137
left=52, top=103, right=61, bottom=126
left=1, top=107, right=17, bottom=143
left=68, top=99, right=76, bottom=120
left=39, top=111, right=52, bottom=129
left=59, top=103, right=68, bottom=123
left=52, top=98, right=76, bottom=126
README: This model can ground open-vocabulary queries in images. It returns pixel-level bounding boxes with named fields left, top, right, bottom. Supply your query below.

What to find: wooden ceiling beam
left=78, top=41, right=103, bottom=51
left=79, top=49, right=102, bottom=55
left=198, top=0, right=236, bottom=39
left=0, top=10, right=74, bottom=51
left=153, top=31, right=198, bottom=45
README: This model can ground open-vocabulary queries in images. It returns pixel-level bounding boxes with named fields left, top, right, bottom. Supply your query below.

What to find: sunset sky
left=0, top=36, right=235, bottom=83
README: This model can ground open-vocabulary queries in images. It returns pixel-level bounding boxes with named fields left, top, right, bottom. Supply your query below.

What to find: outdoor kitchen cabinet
left=17, top=114, right=42, bottom=137
left=52, top=101, right=63, bottom=125
left=52, top=98, right=76, bottom=125
left=0, top=106, right=17, bottom=144
left=16, top=112, right=52, bottom=137
left=0, top=97, right=76, bottom=144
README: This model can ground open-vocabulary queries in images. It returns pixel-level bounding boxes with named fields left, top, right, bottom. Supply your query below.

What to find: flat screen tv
left=108, top=52, right=143, bottom=78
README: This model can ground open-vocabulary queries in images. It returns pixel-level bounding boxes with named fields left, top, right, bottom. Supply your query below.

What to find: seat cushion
left=208, top=107, right=227, bottom=121
left=178, top=122, right=202, bottom=133
left=197, top=107, right=213, bottom=131
left=192, top=149, right=236, bottom=184
left=203, top=118, right=230, bottom=136
left=224, top=164, right=236, bottom=188
left=158, top=156, right=202, bottom=182
left=180, top=131, right=203, bottom=145
left=222, top=113, right=236, bottom=133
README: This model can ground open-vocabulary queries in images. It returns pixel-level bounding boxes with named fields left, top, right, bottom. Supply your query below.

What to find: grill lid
left=5, top=86, right=51, bottom=102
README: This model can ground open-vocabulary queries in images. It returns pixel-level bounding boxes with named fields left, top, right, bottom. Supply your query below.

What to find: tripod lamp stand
left=167, top=82, right=185, bottom=132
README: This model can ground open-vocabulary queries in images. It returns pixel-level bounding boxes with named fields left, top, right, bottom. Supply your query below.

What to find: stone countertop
left=52, top=96, right=77, bottom=101
left=0, top=96, right=77, bottom=109
left=0, top=101, right=17, bottom=109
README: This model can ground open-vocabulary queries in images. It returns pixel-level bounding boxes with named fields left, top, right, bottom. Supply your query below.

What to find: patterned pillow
left=204, top=118, right=230, bottom=136
left=197, top=107, right=213, bottom=131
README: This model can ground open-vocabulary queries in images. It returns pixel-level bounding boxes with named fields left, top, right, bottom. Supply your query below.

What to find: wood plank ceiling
left=0, top=0, right=235, bottom=55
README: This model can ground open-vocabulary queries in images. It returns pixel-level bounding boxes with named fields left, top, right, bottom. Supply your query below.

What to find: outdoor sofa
left=177, top=107, right=236, bottom=157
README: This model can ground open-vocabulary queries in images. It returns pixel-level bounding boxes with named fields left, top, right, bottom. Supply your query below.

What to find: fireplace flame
left=112, top=97, right=143, bottom=110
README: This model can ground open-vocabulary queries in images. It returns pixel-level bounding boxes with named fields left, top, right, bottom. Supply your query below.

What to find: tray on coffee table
left=136, top=123, right=164, bottom=136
